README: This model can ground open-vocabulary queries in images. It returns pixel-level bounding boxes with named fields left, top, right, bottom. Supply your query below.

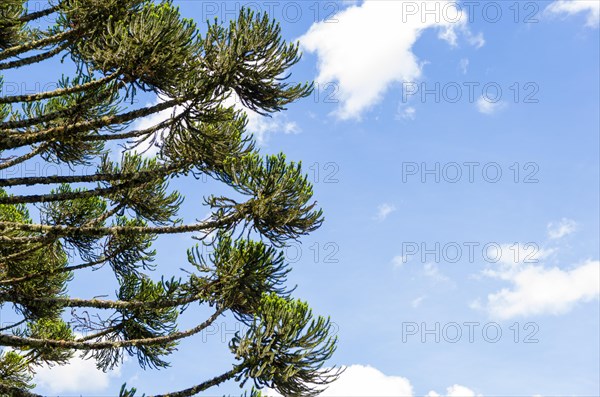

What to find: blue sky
left=1, top=1, right=599, bottom=396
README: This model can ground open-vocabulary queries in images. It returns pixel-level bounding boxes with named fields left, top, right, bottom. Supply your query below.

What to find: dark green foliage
left=0, top=351, right=34, bottom=390
left=100, top=154, right=183, bottom=225
left=0, top=1, right=25, bottom=50
left=0, top=189, right=71, bottom=321
left=0, top=1, right=339, bottom=395
left=18, top=317, right=75, bottom=366
left=231, top=294, right=338, bottom=396
left=41, top=184, right=107, bottom=260
left=209, top=153, right=323, bottom=245
left=204, top=10, right=312, bottom=114
left=35, top=75, right=120, bottom=164
left=84, top=274, right=180, bottom=371
left=188, top=232, right=292, bottom=320
left=105, top=216, right=157, bottom=278
left=160, top=107, right=253, bottom=175
left=67, top=0, right=199, bottom=92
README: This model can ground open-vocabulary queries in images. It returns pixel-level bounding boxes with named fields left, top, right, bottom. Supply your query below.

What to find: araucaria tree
left=0, top=1, right=339, bottom=395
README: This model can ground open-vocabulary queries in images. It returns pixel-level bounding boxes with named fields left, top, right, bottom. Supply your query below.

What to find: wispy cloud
left=476, top=96, right=506, bottom=115
left=546, top=0, right=600, bottom=27
left=392, top=254, right=408, bottom=268
left=423, top=262, right=450, bottom=283
left=375, top=203, right=397, bottom=221
left=396, top=106, right=417, bottom=120
left=459, top=58, right=469, bottom=75
left=547, top=218, right=578, bottom=239
left=411, top=296, right=426, bottom=308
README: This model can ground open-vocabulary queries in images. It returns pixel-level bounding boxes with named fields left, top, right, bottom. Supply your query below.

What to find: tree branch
left=0, top=318, right=26, bottom=332
left=0, top=96, right=185, bottom=151
left=0, top=384, right=41, bottom=397
left=0, top=144, right=47, bottom=170
left=149, top=368, right=241, bottom=397
left=0, top=307, right=225, bottom=350
left=0, top=29, right=78, bottom=61
left=0, top=41, right=70, bottom=71
left=0, top=72, right=119, bottom=104
left=19, top=5, right=61, bottom=23
left=0, top=162, right=183, bottom=204
left=21, top=286, right=210, bottom=311
left=0, top=252, right=112, bottom=286
left=1, top=84, right=117, bottom=130
left=0, top=209, right=244, bottom=243
left=0, top=163, right=181, bottom=187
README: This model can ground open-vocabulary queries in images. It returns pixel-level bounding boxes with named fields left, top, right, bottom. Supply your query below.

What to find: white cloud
left=397, top=106, right=417, bottom=120
left=299, top=1, right=483, bottom=120
left=485, top=243, right=555, bottom=270
left=477, top=259, right=599, bottom=320
left=266, top=365, right=413, bottom=396
left=411, top=296, right=426, bottom=308
left=546, top=0, right=600, bottom=27
left=35, top=355, right=121, bottom=394
left=423, top=262, right=449, bottom=282
left=266, top=365, right=480, bottom=397
left=375, top=203, right=397, bottom=221
left=463, top=30, right=485, bottom=49
left=427, top=384, right=480, bottom=397
left=547, top=218, right=578, bottom=239
left=459, top=58, right=469, bottom=74
left=319, top=365, right=413, bottom=396
left=392, top=254, right=408, bottom=268
left=476, top=96, right=506, bottom=115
